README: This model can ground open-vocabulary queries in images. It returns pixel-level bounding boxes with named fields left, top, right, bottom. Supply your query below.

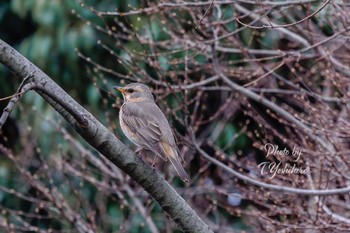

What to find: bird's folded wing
left=122, top=104, right=167, bottom=160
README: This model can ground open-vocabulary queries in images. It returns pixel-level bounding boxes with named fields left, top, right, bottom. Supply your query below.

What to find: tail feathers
left=168, top=156, right=189, bottom=182
left=160, top=141, right=189, bottom=182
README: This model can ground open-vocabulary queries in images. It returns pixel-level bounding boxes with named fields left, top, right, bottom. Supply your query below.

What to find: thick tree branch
left=0, top=39, right=213, bottom=233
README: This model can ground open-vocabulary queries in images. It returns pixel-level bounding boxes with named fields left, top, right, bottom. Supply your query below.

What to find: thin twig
left=193, top=140, right=350, bottom=195
left=0, top=73, right=34, bottom=129
left=0, top=92, right=25, bottom=102
left=195, top=0, right=215, bottom=29
left=236, top=0, right=331, bottom=29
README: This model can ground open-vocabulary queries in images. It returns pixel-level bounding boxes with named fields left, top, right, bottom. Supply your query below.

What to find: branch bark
left=0, top=39, right=213, bottom=233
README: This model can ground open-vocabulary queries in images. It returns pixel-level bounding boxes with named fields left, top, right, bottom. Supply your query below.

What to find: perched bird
left=114, top=83, right=189, bottom=182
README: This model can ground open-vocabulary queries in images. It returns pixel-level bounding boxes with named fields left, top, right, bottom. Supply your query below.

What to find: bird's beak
left=114, top=86, right=125, bottom=93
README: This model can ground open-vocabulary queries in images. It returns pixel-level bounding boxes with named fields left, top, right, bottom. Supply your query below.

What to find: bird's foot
left=151, top=155, right=158, bottom=168
left=135, top=147, right=143, bottom=157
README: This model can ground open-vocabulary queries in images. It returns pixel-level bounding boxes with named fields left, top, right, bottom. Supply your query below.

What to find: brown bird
left=114, top=83, right=189, bottom=182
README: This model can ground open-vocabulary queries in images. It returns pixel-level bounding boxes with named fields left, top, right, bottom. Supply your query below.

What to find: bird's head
left=114, top=83, right=154, bottom=102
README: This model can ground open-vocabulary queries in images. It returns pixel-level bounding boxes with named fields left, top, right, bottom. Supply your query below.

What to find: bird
left=114, top=83, right=189, bottom=182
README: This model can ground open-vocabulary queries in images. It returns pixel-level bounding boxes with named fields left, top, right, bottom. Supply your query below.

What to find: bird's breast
left=119, top=104, right=140, bottom=145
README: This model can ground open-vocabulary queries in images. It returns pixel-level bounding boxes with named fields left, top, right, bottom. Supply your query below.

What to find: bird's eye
left=127, top=88, right=134, bottom=93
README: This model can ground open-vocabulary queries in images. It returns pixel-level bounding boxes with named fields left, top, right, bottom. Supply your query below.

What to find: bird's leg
left=135, top=147, right=159, bottom=168
left=135, top=147, right=144, bottom=157
left=151, top=155, right=158, bottom=168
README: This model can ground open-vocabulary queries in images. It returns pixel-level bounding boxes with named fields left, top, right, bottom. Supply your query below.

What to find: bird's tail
left=161, top=141, right=189, bottom=182
left=168, top=156, right=189, bottom=183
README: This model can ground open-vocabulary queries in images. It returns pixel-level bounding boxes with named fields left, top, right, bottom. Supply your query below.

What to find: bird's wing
left=123, top=101, right=189, bottom=182
left=122, top=102, right=167, bottom=160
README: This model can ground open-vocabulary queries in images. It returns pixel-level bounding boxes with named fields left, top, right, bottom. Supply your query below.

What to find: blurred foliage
left=0, top=0, right=103, bottom=106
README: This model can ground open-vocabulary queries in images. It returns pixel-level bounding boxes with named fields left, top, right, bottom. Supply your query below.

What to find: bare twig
left=195, top=0, right=215, bottom=29
left=0, top=73, right=34, bottom=129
